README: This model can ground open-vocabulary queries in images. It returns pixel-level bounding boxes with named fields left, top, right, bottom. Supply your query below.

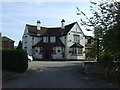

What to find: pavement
left=2, top=61, right=120, bottom=88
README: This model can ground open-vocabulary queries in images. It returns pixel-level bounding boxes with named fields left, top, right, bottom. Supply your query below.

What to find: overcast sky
left=1, top=0, right=99, bottom=46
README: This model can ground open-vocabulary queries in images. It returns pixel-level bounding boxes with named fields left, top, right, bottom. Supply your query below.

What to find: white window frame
left=78, top=48, right=82, bottom=55
left=73, top=35, right=80, bottom=42
left=50, top=36, right=56, bottom=43
left=72, top=48, right=82, bottom=55
left=43, top=36, right=48, bottom=43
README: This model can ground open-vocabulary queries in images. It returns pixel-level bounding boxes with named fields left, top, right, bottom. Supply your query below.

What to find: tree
left=16, top=40, right=22, bottom=50
left=77, top=1, right=120, bottom=62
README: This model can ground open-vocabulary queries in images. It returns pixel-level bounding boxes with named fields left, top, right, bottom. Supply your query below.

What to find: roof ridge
left=26, top=22, right=77, bottom=28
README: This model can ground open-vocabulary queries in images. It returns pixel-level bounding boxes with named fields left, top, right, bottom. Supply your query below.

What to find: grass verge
left=2, top=73, right=17, bottom=82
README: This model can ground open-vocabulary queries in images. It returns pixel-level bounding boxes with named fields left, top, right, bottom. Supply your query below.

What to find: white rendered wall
left=33, top=47, right=42, bottom=59
left=53, top=47, right=63, bottom=59
left=22, top=27, right=32, bottom=56
left=66, top=23, right=86, bottom=60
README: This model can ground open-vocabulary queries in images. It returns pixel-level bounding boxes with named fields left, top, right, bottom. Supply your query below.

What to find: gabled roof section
left=61, top=22, right=77, bottom=36
left=70, top=42, right=84, bottom=48
left=26, top=22, right=77, bottom=37
left=2, top=36, right=15, bottom=42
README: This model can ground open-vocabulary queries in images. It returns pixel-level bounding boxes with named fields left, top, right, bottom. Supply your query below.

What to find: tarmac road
left=2, top=61, right=120, bottom=88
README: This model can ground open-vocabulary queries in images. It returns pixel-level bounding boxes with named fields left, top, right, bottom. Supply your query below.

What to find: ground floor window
left=72, top=48, right=82, bottom=55
left=78, top=48, right=82, bottom=54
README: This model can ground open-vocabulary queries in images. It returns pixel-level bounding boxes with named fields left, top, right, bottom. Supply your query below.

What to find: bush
left=2, top=49, right=28, bottom=73
left=100, top=52, right=113, bottom=62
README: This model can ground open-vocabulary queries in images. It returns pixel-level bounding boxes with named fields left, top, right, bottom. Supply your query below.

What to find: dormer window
left=50, top=36, right=56, bottom=43
left=43, top=36, right=48, bottom=43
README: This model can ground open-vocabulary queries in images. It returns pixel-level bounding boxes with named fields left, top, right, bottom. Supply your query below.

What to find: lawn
left=2, top=73, right=16, bottom=82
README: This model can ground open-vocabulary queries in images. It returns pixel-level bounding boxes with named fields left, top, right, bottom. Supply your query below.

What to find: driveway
left=2, top=61, right=120, bottom=88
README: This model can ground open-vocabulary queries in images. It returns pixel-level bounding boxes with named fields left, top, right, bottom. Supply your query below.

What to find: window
left=73, top=35, right=80, bottom=42
left=50, top=36, right=56, bottom=43
left=78, top=48, right=82, bottom=54
left=72, top=48, right=77, bottom=55
left=72, top=48, right=82, bottom=55
left=43, top=36, right=48, bottom=42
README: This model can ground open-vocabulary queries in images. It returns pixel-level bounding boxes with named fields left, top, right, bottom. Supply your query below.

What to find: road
left=2, top=61, right=120, bottom=88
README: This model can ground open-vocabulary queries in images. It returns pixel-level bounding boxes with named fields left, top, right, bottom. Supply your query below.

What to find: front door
left=42, top=46, right=53, bottom=60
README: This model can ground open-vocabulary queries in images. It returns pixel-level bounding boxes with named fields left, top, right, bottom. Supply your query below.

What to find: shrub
left=2, top=49, right=28, bottom=73
left=100, top=52, right=113, bottom=62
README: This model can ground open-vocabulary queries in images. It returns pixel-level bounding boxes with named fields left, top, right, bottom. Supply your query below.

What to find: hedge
left=2, top=49, right=28, bottom=73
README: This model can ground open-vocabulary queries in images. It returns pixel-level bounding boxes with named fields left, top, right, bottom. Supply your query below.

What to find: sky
left=1, top=0, right=103, bottom=46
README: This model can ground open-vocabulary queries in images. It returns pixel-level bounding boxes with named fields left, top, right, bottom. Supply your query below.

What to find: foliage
left=86, top=40, right=97, bottom=58
left=100, top=52, right=114, bottom=62
left=2, top=73, right=16, bottom=82
left=2, top=49, right=28, bottom=72
left=16, top=40, right=22, bottom=50
left=77, top=1, right=120, bottom=62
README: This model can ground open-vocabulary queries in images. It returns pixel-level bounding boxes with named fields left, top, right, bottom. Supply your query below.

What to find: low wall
left=82, top=62, right=120, bottom=84
left=83, top=62, right=105, bottom=76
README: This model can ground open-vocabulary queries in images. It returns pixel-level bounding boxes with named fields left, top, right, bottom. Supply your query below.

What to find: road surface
left=2, top=61, right=120, bottom=88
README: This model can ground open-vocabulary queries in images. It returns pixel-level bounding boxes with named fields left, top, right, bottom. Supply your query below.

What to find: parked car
left=28, top=55, right=33, bottom=62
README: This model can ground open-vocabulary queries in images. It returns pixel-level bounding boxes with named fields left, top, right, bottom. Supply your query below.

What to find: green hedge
left=2, top=49, right=28, bottom=73
left=100, top=52, right=114, bottom=62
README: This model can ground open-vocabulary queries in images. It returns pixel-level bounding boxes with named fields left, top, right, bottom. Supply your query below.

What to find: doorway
left=42, top=46, right=53, bottom=60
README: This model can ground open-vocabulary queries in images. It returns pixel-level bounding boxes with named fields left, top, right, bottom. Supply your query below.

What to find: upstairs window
left=43, top=36, right=48, bottom=43
left=50, top=36, right=56, bottom=43
left=73, top=35, right=80, bottom=42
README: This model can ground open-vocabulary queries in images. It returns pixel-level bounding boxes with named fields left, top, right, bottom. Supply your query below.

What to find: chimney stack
left=37, top=20, right=41, bottom=30
left=61, top=19, right=65, bottom=29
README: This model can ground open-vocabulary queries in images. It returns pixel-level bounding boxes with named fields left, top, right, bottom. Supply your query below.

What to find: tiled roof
left=70, top=42, right=84, bottom=48
left=33, top=37, right=65, bottom=47
left=26, top=22, right=76, bottom=37
left=2, top=36, right=15, bottom=42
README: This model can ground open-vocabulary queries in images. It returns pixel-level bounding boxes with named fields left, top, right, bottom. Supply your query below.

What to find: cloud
left=2, top=15, right=28, bottom=24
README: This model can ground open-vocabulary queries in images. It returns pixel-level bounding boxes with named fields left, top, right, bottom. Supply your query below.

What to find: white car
left=28, top=55, right=33, bottom=62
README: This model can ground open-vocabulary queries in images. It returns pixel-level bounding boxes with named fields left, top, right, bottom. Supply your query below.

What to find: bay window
left=72, top=48, right=82, bottom=55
